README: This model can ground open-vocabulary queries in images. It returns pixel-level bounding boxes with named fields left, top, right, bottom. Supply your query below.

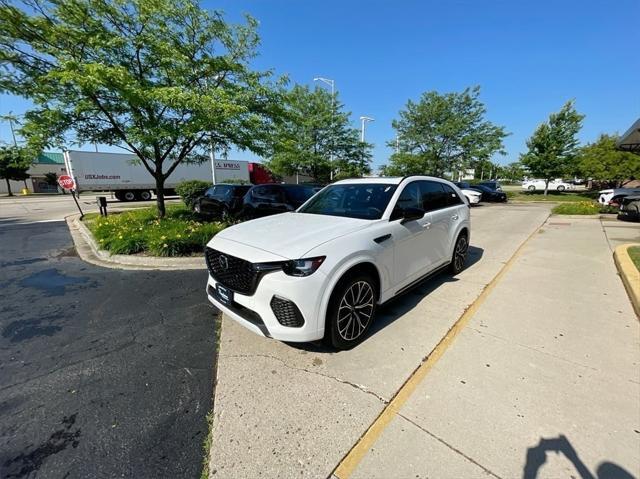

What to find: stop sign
left=57, top=175, right=76, bottom=190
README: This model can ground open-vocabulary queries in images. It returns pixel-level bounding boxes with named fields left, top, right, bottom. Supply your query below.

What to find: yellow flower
left=118, top=235, right=123, bottom=239
left=161, top=235, right=166, bottom=240
left=163, top=243, right=168, bottom=248
left=176, top=234, right=181, bottom=238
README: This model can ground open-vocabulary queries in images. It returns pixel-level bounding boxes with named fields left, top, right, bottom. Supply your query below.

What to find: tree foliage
left=520, top=101, right=584, bottom=194
left=0, top=0, right=283, bottom=216
left=0, top=145, right=33, bottom=195
left=265, top=85, right=371, bottom=183
left=576, top=134, right=639, bottom=187
left=382, top=86, right=507, bottom=177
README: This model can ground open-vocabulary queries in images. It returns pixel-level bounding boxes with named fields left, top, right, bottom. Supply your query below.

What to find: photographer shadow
left=523, top=435, right=635, bottom=479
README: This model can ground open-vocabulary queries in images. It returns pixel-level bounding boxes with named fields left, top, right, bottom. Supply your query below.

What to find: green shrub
left=552, top=201, right=601, bottom=215
left=85, top=205, right=225, bottom=257
left=175, top=180, right=212, bottom=209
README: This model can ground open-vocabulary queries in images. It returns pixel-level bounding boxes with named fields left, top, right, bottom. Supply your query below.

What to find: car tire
left=324, top=273, right=378, bottom=350
left=449, top=233, right=469, bottom=275
left=528, top=185, right=536, bottom=192
left=557, top=185, right=566, bottom=192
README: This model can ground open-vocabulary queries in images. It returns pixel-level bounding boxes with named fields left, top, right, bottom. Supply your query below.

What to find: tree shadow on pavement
left=523, top=434, right=636, bottom=479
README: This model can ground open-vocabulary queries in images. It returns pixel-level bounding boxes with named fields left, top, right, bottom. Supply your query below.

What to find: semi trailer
left=63, top=150, right=259, bottom=201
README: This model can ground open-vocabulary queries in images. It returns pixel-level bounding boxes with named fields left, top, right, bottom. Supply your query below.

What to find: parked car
left=194, top=184, right=252, bottom=219
left=205, top=176, right=470, bottom=349
left=478, top=181, right=502, bottom=191
left=468, top=184, right=507, bottom=202
left=522, top=179, right=574, bottom=192
left=461, top=188, right=482, bottom=205
left=598, top=188, right=640, bottom=205
left=241, top=184, right=317, bottom=219
left=618, top=195, right=640, bottom=222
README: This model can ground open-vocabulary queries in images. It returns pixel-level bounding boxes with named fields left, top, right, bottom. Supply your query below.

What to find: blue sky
left=1, top=0, right=638, bottom=170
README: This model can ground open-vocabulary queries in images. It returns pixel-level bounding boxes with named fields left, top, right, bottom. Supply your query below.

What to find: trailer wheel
left=123, top=191, right=136, bottom=202
left=114, top=191, right=124, bottom=201
left=137, top=190, right=152, bottom=201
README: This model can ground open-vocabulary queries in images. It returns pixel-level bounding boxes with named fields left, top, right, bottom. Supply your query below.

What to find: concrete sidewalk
left=347, top=217, right=640, bottom=478
left=207, top=204, right=554, bottom=477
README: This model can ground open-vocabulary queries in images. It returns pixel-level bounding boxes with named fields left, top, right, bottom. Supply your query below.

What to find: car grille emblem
left=218, top=255, right=229, bottom=271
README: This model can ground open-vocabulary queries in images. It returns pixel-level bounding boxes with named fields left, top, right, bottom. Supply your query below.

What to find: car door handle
left=451, top=215, right=459, bottom=220
left=422, top=222, right=431, bottom=229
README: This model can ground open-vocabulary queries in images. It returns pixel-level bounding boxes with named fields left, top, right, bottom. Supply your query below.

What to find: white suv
left=205, top=176, right=471, bottom=349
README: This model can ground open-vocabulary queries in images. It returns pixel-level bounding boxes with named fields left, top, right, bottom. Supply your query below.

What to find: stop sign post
left=58, top=175, right=84, bottom=219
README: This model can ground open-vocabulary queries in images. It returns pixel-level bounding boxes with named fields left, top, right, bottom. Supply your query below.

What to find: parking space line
left=332, top=217, right=548, bottom=479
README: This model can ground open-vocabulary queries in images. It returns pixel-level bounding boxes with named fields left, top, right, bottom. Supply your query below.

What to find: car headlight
left=282, top=256, right=326, bottom=277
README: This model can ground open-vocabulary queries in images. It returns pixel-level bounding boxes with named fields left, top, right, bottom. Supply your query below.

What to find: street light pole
left=359, top=116, right=374, bottom=142
left=314, top=77, right=335, bottom=181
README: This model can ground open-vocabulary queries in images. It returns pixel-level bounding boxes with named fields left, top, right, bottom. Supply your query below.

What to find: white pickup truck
left=63, top=150, right=250, bottom=201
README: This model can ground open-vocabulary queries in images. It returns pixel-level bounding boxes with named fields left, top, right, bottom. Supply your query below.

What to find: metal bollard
left=97, top=196, right=108, bottom=216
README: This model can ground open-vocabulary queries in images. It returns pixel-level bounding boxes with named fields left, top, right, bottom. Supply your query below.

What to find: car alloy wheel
left=451, top=234, right=468, bottom=274
left=528, top=185, right=536, bottom=191
left=557, top=185, right=565, bottom=192
left=337, top=280, right=375, bottom=342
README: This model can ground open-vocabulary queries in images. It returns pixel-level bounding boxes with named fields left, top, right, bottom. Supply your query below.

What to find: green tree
left=266, top=85, right=371, bottom=183
left=500, top=161, right=526, bottom=181
left=520, top=101, right=584, bottom=195
left=0, top=145, right=32, bottom=195
left=0, top=0, right=282, bottom=217
left=577, top=134, right=639, bottom=187
left=382, top=86, right=508, bottom=177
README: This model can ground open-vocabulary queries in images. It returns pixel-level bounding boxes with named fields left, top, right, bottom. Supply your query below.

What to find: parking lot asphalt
left=0, top=220, right=218, bottom=478
left=207, top=203, right=561, bottom=478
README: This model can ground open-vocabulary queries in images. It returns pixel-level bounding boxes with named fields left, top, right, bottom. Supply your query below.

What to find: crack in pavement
left=396, top=412, right=504, bottom=479
left=221, top=353, right=389, bottom=404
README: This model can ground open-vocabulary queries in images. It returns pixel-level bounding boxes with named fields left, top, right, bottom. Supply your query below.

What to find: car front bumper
left=206, top=269, right=329, bottom=342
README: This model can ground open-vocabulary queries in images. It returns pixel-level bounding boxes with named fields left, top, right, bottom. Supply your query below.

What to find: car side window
left=253, top=185, right=282, bottom=202
left=442, top=184, right=463, bottom=206
left=394, top=182, right=422, bottom=211
left=419, top=181, right=448, bottom=212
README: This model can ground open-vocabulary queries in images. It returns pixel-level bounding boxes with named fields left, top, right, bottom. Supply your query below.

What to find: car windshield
left=298, top=183, right=398, bottom=220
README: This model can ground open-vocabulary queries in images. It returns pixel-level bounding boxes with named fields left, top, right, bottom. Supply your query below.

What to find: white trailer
left=63, top=150, right=250, bottom=201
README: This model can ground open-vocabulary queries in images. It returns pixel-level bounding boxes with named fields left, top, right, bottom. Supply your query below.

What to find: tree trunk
left=5, top=178, right=13, bottom=196
left=544, top=179, right=549, bottom=196
left=155, top=175, right=166, bottom=218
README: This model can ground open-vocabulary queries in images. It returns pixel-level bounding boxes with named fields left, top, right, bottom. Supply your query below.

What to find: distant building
left=0, top=152, right=67, bottom=194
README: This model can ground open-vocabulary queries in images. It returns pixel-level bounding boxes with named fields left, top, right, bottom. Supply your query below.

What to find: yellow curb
left=333, top=216, right=548, bottom=478
left=613, top=244, right=640, bottom=318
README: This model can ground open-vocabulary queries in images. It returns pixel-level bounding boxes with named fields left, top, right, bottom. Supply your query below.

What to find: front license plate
left=216, top=284, right=233, bottom=305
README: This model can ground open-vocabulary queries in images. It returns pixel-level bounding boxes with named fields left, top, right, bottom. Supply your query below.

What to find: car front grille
left=270, top=296, right=305, bottom=328
left=205, top=248, right=258, bottom=295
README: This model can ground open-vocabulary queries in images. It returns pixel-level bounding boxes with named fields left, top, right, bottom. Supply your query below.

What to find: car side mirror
left=394, top=206, right=425, bottom=223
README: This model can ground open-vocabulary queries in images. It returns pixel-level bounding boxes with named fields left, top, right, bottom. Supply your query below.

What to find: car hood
left=214, top=212, right=372, bottom=259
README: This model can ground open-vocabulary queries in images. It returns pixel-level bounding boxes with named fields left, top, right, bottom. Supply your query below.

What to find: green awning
left=36, top=152, right=65, bottom=164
